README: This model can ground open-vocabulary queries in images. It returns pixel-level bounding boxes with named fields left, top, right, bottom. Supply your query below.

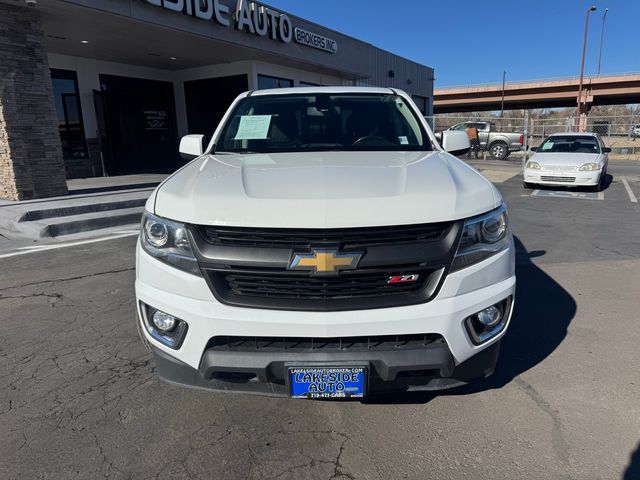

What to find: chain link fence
left=427, top=111, right=640, bottom=158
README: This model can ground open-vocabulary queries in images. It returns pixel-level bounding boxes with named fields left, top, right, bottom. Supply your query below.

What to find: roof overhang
left=23, top=0, right=370, bottom=79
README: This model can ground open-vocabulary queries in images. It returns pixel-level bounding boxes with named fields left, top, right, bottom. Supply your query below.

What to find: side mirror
left=602, top=147, right=611, bottom=153
left=179, top=134, right=205, bottom=160
left=530, top=146, right=538, bottom=152
left=440, top=130, right=470, bottom=156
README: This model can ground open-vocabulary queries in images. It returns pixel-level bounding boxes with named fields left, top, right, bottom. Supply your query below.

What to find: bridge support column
left=577, top=90, right=593, bottom=132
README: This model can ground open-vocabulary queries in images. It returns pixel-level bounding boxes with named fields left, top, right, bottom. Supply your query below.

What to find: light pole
left=575, top=5, right=597, bottom=132
left=597, top=8, right=608, bottom=76
left=500, top=71, right=506, bottom=118
left=500, top=70, right=506, bottom=129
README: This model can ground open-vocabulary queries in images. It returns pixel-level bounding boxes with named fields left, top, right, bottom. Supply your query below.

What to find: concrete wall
left=0, top=3, right=67, bottom=200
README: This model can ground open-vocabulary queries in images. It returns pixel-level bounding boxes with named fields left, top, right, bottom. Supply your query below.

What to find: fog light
left=152, top=310, right=176, bottom=332
left=476, top=305, right=502, bottom=327
left=464, top=297, right=512, bottom=345
left=139, top=303, right=188, bottom=349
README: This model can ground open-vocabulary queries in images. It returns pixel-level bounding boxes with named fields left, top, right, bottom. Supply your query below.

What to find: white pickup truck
left=135, top=87, right=516, bottom=398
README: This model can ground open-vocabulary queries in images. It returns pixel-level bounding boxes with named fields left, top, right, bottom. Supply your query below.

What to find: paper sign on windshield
left=234, top=115, right=272, bottom=140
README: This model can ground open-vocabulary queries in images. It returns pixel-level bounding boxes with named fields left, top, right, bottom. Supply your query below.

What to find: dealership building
left=0, top=0, right=434, bottom=200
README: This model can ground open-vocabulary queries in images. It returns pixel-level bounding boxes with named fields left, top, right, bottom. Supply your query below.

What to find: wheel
left=523, top=181, right=535, bottom=190
left=489, top=142, right=509, bottom=160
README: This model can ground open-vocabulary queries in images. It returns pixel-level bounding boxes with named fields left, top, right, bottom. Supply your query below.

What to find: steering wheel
left=352, top=135, right=392, bottom=146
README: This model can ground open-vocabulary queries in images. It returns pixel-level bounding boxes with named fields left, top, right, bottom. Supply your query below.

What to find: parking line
left=620, top=176, right=638, bottom=203
left=530, top=189, right=602, bottom=200
left=0, top=232, right=138, bottom=259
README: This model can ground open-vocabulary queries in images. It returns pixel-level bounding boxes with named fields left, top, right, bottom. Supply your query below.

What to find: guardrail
left=435, top=72, right=640, bottom=91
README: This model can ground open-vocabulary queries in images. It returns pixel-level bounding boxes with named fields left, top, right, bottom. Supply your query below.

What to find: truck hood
left=152, top=151, right=500, bottom=228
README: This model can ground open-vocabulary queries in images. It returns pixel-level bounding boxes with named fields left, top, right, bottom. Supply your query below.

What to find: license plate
left=289, top=366, right=366, bottom=399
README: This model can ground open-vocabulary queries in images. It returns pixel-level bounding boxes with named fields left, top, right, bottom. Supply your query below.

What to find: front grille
left=197, top=223, right=452, bottom=249
left=203, top=265, right=442, bottom=311
left=225, top=268, right=429, bottom=298
left=207, top=334, right=445, bottom=353
left=190, top=222, right=460, bottom=311
left=541, top=176, right=576, bottom=182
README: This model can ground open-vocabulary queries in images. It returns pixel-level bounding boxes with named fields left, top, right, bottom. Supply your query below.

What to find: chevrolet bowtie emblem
left=289, top=249, right=362, bottom=275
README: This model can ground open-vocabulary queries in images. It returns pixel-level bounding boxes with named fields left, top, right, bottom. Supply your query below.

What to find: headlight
left=578, top=162, right=600, bottom=171
left=140, top=212, right=201, bottom=276
left=525, top=161, right=541, bottom=170
left=451, top=204, right=510, bottom=271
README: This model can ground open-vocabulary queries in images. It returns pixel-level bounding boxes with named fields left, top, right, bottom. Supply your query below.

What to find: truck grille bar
left=197, top=223, right=452, bottom=249
left=189, top=222, right=461, bottom=311
left=207, top=334, right=445, bottom=353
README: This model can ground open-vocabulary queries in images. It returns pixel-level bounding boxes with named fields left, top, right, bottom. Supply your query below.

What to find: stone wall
left=0, top=2, right=68, bottom=200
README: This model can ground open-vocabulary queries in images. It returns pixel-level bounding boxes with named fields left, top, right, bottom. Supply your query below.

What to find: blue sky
left=270, top=0, right=640, bottom=87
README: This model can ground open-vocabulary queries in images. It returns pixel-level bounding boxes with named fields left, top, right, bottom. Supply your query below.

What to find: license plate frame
left=288, top=366, right=367, bottom=399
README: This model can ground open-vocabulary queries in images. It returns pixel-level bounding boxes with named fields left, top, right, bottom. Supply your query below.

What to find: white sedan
left=523, top=132, right=610, bottom=191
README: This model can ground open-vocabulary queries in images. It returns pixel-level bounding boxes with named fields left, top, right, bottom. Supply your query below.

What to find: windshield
left=216, top=93, right=431, bottom=153
left=537, top=135, right=600, bottom=154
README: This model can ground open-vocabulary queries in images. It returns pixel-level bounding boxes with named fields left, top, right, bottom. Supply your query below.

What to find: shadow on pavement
left=365, top=235, right=577, bottom=405
left=622, top=442, right=640, bottom=480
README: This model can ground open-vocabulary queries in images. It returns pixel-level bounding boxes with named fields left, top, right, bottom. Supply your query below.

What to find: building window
left=257, top=74, right=293, bottom=89
left=51, top=69, right=88, bottom=160
left=300, top=81, right=320, bottom=87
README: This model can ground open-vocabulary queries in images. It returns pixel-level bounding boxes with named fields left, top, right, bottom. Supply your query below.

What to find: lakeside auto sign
left=143, top=0, right=337, bottom=53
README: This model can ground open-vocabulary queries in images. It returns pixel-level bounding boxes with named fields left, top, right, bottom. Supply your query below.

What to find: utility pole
left=500, top=70, right=506, bottom=128
left=522, top=110, right=530, bottom=172
left=575, top=5, right=597, bottom=132
left=597, top=8, right=609, bottom=76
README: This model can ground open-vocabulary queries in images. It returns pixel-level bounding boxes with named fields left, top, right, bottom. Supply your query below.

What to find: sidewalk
left=67, top=173, right=168, bottom=195
left=0, top=174, right=167, bottom=241
left=0, top=173, right=168, bottom=207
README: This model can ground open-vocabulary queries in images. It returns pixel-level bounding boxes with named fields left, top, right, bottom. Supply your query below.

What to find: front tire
left=523, top=181, right=535, bottom=189
left=489, top=142, right=509, bottom=160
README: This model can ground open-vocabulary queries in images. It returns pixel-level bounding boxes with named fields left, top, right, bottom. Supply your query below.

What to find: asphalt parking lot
left=1, top=160, right=639, bottom=480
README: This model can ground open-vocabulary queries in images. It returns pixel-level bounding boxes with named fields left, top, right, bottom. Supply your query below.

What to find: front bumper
left=150, top=339, right=502, bottom=396
left=135, top=240, right=516, bottom=396
left=524, top=168, right=601, bottom=186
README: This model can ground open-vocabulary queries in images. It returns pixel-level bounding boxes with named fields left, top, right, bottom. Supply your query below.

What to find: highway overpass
left=434, top=73, right=640, bottom=113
